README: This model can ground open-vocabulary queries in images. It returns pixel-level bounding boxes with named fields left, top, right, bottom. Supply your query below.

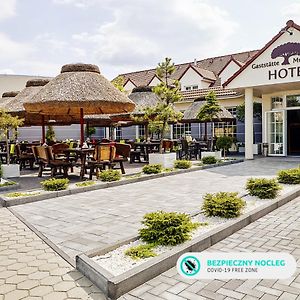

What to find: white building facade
left=225, top=20, right=300, bottom=159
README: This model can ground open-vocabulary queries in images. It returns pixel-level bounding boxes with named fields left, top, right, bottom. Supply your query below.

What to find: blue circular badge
left=180, top=255, right=201, bottom=277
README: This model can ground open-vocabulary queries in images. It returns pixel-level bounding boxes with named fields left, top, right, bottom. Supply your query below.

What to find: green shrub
left=142, top=164, right=162, bottom=174
left=202, top=156, right=217, bottom=164
left=202, top=192, right=245, bottom=218
left=98, top=169, right=121, bottom=182
left=277, top=168, right=300, bottom=184
left=216, top=136, right=233, bottom=157
left=125, top=244, right=157, bottom=260
left=5, top=192, right=41, bottom=198
left=0, top=180, right=16, bottom=187
left=246, top=178, right=281, bottom=199
left=41, top=178, right=70, bottom=191
left=174, top=160, right=192, bottom=169
left=75, top=181, right=96, bottom=187
left=139, top=211, right=199, bottom=246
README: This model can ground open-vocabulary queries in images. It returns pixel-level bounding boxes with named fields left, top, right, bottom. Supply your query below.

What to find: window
left=287, top=94, right=300, bottom=107
left=138, top=125, right=145, bottom=138
left=214, top=122, right=237, bottom=138
left=116, top=127, right=122, bottom=140
left=173, top=123, right=191, bottom=139
left=271, top=97, right=283, bottom=109
left=184, top=85, right=199, bottom=91
left=226, top=107, right=237, bottom=117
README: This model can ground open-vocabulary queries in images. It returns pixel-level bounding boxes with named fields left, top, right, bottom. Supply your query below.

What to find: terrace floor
left=0, top=157, right=299, bottom=300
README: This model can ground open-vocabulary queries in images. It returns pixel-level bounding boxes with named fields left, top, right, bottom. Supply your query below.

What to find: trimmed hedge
left=202, top=156, right=217, bottom=164
left=246, top=178, right=281, bottom=199
left=202, top=192, right=245, bottom=218
left=277, top=168, right=300, bottom=184
left=139, top=211, right=199, bottom=246
left=98, top=170, right=121, bottom=182
left=174, top=160, right=192, bottom=169
left=41, top=178, right=69, bottom=191
left=142, top=164, right=163, bottom=174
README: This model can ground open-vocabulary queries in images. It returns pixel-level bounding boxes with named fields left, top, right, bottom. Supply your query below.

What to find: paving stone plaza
left=0, top=158, right=300, bottom=299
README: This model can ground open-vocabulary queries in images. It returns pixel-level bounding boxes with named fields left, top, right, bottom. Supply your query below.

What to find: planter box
left=2, top=164, right=20, bottom=178
left=148, top=152, right=176, bottom=168
left=76, top=186, right=300, bottom=300
left=201, top=151, right=222, bottom=159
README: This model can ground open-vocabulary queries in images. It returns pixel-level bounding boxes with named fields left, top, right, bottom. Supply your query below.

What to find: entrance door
left=287, top=109, right=300, bottom=155
left=266, top=110, right=286, bottom=156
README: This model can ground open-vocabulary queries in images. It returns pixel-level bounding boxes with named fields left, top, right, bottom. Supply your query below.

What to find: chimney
left=194, top=58, right=197, bottom=66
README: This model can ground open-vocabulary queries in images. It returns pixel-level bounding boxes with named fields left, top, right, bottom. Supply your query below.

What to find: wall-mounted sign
left=251, top=42, right=300, bottom=81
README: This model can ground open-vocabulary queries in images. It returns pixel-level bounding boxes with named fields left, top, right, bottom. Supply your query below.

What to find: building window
left=184, top=85, right=198, bottom=91
left=287, top=94, right=300, bottom=107
left=138, top=124, right=145, bottom=139
left=226, top=107, right=237, bottom=117
left=116, top=127, right=122, bottom=140
left=271, top=97, right=283, bottom=109
left=214, top=122, right=237, bottom=138
left=173, top=123, right=191, bottom=139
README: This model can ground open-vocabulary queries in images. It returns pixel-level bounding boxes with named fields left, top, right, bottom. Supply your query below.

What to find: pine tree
left=197, top=91, right=221, bottom=151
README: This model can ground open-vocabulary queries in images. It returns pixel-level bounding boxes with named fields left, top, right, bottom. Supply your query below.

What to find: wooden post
left=42, top=115, right=45, bottom=144
left=80, top=108, right=84, bottom=146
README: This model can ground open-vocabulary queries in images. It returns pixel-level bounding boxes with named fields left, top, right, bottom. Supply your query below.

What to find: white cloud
left=53, top=0, right=97, bottom=8
left=0, top=0, right=16, bottom=21
left=71, top=0, right=238, bottom=74
left=283, top=2, right=300, bottom=21
left=0, top=68, right=15, bottom=74
left=0, top=33, right=33, bottom=60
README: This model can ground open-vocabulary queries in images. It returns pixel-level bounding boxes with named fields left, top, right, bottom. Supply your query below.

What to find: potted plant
left=0, top=110, right=24, bottom=178
left=46, top=125, right=56, bottom=145
left=197, top=91, right=222, bottom=158
left=141, top=58, right=183, bottom=168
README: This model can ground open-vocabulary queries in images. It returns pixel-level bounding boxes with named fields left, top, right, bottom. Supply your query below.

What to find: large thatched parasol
left=182, top=98, right=234, bottom=122
left=0, top=91, right=19, bottom=109
left=84, top=86, right=160, bottom=139
left=24, top=63, right=135, bottom=145
left=3, top=79, right=75, bottom=143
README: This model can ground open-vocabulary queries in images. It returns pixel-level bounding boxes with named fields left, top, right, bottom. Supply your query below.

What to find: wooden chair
left=162, top=140, right=174, bottom=152
left=87, top=145, right=116, bottom=179
left=113, top=143, right=131, bottom=174
left=34, top=146, right=72, bottom=177
left=51, top=143, right=69, bottom=159
left=15, top=144, right=35, bottom=170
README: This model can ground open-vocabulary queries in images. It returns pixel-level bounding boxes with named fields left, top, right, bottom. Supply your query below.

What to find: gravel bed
left=93, top=184, right=296, bottom=276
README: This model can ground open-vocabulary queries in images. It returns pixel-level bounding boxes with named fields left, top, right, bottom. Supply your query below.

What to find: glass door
left=266, top=110, right=286, bottom=156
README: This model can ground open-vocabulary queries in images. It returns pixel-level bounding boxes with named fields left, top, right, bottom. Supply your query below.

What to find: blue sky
left=0, top=0, right=299, bottom=79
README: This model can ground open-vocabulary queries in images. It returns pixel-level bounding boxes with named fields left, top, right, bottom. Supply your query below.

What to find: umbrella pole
left=80, top=108, right=84, bottom=146
left=42, top=116, right=45, bottom=144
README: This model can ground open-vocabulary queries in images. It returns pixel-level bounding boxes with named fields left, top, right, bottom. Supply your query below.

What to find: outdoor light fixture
left=280, top=27, right=294, bottom=35
left=48, top=119, right=56, bottom=124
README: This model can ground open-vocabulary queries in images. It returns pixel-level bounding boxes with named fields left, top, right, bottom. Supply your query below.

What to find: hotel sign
left=251, top=42, right=300, bottom=80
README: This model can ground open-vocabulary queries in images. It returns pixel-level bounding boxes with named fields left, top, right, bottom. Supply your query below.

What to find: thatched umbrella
left=24, top=63, right=135, bottom=145
left=182, top=97, right=234, bottom=141
left=2, top=79, right=75, bottom=143
left=0, top=91, right=19, bottom=109
left=84, top=86, right=160, bottom=139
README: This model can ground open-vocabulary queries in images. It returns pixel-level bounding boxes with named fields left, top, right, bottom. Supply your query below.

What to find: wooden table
left=63, top=148, right=94, bottom=179
left=134, top=142, right=160, bottom=161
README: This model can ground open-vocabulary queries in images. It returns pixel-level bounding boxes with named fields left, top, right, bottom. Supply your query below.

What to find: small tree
left=146, top=58, right=183, bottom=153
left=216, top=136, right=233, bottom=159
left=0, top=110, right=24, bottom=165
left=46, top=125, right=56, bottom=144
left=197, top=91, right=221, bottom=151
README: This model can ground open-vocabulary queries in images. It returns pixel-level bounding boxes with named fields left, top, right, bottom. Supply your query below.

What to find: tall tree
left=112, top=76, right=125, bottom=92
left=150, top=58, right=183, bottom=153
left=197, top=91, right=221, bottom=151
